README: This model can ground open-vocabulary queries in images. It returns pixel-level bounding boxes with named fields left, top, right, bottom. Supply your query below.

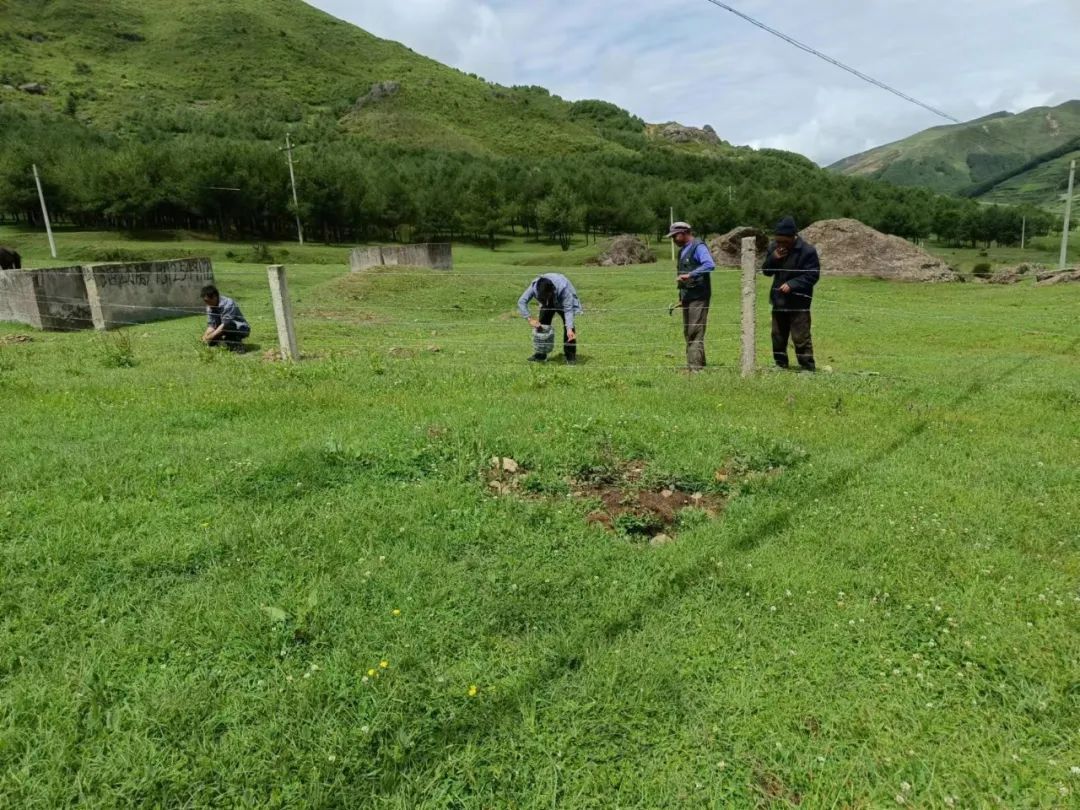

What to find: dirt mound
left=708, top=227, right=768, bottom=267
left=799, top=218, right=958, bottom=282
left=1036, top=268, right=1080, bottom=286
left=989, top=263, right=1044, bottom=285
left=598, top=235, right=656, bottom=267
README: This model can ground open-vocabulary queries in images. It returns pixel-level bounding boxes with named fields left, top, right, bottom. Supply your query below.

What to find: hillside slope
left=830, top=101, right=1080, bottom=205
left=0, top=0, right=696, bottom=158
left=0, top=0, right=1035, bottom=249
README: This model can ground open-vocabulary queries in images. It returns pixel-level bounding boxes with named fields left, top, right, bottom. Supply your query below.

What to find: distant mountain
left=0, top=0, right=1029, bottom=246
left=0, top=0, right=737, bottom=160
left=830, top=101, right=1080, bottom=211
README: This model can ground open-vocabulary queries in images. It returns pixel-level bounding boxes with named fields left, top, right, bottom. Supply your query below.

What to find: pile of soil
left=0, top=334, right=33, bottom=345
left=1037, top=268, right=1080, bottom=286
left=597, top=235, right=656, bottom=267
left=799, top=218, right=959, bottom=282
left=707, top=227, right=768, bottom=267
left=989, top=263, right=1043, bottom=285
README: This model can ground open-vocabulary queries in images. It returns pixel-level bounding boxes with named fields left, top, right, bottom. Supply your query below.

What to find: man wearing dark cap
left=667, top=221, right=716, bottom=371
left=762, top=216, right=820, bottom=372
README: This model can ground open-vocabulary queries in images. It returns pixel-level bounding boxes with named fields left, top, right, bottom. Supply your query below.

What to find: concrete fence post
left=82, top=265, right=107, bottom=331
left=740, top=237, right=758, bottom=378
left=267, top=265, right=299, bottom=361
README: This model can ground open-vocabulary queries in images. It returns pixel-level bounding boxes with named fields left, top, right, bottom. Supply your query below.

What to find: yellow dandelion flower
left=380, top=660, right=389, bottom=669
left=367, top=669, right=377, bottom=678
left=392, top=609, right=401, bottom=616
left=468, top=685, right=479, bottom=697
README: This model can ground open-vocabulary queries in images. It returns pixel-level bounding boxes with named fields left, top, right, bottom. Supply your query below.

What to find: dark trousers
left=772, top=311, right=815, bottom=371
left=682, top=298, right=710, bottom=370
left=539, top=307, right=576, bottom=360
left=209, top=321, right=250, bottom=352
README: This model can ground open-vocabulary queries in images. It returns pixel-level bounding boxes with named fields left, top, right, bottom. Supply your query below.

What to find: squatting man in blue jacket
left=201, top=284, right=251, bottom=353
left=517, top=273, right=583, bottom=365
left=762, top=216, right=821, bottom=372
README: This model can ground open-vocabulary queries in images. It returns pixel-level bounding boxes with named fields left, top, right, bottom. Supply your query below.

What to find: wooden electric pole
left=670, top=207, right=676, bottom=262
left=280, top=133, right=304, bottom=246
left=1060, top=159, right=1075, bottom=270
left=32, top=164, right=57, bottom=260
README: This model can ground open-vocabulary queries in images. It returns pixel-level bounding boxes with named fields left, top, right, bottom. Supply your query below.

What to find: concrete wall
left=0, top=267, right=91, bottom=331
left=350, top=243, right=453, bottom=272
left=0, top=259, right=214, bottom=332
left=35, top=268, right=95, bottom=331
left=83, top=258, right=214, bottom=330
left=0, top=269, right=42, bottom=329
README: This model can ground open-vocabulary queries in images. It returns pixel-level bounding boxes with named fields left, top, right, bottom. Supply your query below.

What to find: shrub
left=96, top=332, right=137, bottom=368
left=251, top=244, right=274, bottom=263
left=973, top=263, right=992, bottom=278
left=82, top=247, right=151, bottom=263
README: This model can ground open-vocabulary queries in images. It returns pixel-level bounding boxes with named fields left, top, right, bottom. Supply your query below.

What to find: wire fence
left=2, top=262, right=1076, bottom=389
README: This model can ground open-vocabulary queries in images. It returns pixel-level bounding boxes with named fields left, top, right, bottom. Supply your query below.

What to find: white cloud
left=310, top=0, right=1080, bottom=164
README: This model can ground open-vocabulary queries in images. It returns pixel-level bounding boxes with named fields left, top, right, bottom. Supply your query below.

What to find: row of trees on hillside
left=0, top=108, right=1057, bottom=249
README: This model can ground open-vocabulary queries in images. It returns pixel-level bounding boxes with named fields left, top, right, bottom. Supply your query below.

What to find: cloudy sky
left=309, top=0, right=1079, bottom=165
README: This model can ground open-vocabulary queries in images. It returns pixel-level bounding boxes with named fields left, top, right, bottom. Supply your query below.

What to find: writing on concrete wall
left=0, top=259, right=216, bottom=332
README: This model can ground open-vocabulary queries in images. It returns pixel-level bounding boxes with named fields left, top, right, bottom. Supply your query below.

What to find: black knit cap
left=774, top=216, right=798, bottom=236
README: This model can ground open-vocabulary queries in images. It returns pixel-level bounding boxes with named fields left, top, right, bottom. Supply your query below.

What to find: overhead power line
left=702, top=0, right=962, bottom=125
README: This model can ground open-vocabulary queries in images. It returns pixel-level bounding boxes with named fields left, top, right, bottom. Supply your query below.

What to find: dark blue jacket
left=762, top=237, right=820, bottom=311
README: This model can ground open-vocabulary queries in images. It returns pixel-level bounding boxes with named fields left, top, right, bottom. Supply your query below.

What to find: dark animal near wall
left=0, top=247, right=22, bottom=270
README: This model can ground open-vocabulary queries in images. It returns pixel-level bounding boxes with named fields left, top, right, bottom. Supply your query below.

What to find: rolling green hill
left=0, top=0, right=722, bottom=158
left=830, top=101, right=1080, bottom=209
left=0, top=0, right=1042, bottom=248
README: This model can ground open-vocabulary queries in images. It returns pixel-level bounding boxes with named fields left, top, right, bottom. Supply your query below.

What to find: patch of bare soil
left=573, top=460, right=723, bottom=544
left=483, top=457, right=785, bottom=545
left=753, top=768, right=803, bottom=807
left=0, top=334, right=33, bottom=345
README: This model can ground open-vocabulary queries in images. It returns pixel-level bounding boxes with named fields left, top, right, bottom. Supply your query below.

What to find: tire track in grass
left=364, top=353, right=1051, bottom=795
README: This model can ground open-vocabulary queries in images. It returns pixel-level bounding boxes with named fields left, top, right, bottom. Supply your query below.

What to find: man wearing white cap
left=667, top=222, right=716, bottom=371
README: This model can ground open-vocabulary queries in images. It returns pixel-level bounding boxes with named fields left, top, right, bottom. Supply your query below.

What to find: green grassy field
left=928, top=233, right=1080, bottom=275
left=1, top=228, right=1078, bottom=808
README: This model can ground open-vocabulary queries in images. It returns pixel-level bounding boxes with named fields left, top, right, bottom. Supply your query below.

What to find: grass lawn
left=928, top=233, right=1079, bottom=275
left=1, top=227, right=1078, bottom=807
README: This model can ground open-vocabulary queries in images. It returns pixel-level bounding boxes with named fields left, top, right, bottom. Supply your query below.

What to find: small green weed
left=95, top=331, right=137, bottom=368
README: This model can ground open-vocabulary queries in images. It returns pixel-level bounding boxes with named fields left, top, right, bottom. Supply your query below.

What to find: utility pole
left=670, top=207, right=676, bottom=262
left=1060, top=160, right=1076, bottom=269
left=32, top=164, right=57, bottom=260
left=280, top=133, right=304, bottom=246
